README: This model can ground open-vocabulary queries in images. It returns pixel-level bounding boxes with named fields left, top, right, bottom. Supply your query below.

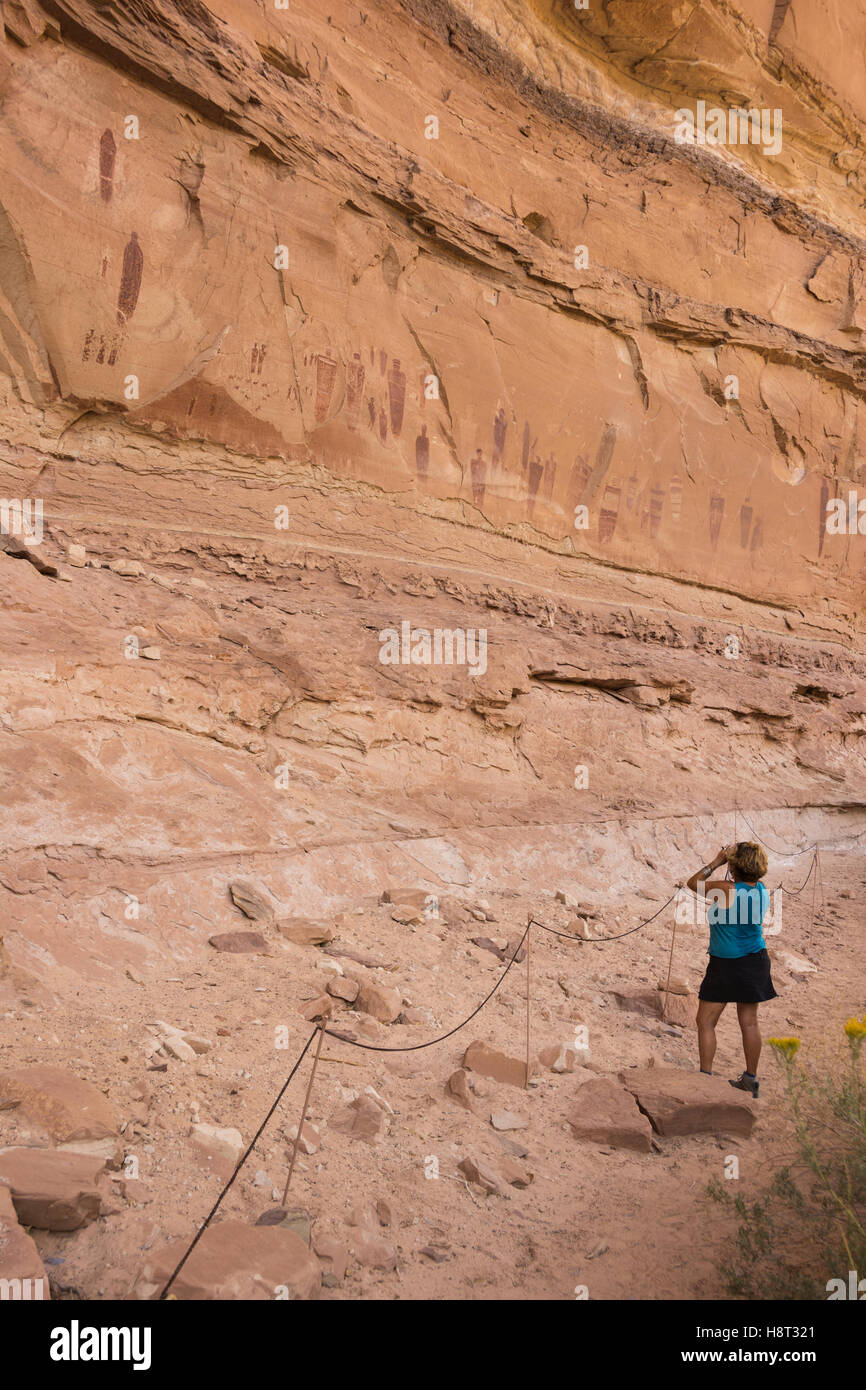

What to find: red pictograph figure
left=598, top=482, right=622, bottom=542
left=492, top=407, right=507, bottom=467
left=709, top=494, right=725, bottom=548
left=739, top=502, right=753, bottom=548
left=315, top=352, right=338, bottom=423
left=116, top=231, right=143, bottom=325
left=99, top=130, right=116, bottom=203
left=388, top=358, right=406, bottom=435
left=648, top=485, right=665, bottom=538
left=415, top=424, right=430, bottom=479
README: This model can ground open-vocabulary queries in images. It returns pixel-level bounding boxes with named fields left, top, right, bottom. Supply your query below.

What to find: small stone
left=67, top=543, right=86, bottom=567
left=109, top=559, right=144, bottom=577
left=229, top=880, right=277, bottom=922
left=489, top=1110, right=528, bottom=1132
left=140, top=646, right=161, bottom=660
left=458, top=1154, right=503, bottom=1196
left=356, top=981, right=402, bottom=1024
left=301, top=995, right=333, bottom=1021
left=353, top=1234, right=397, bottom=1270
left=277, top=919, right=335, bottom=946
left=286, top=1121, right=319, bottom=1155
left=538, top=1043, right=577, bottom=1074
left=329, top=1094, right=387, bottom=1145
left=463, top=1039, right=526, bottom=1089
left=326, top=977, right=359, bottom=1004
left=208, top=931, right=269, bottom=954
left=314, top=1236, right=348, bottom=1280
left=256, top=1207, right=312, bottom=1245
left=190, top=1123, right=244, bottom=1166
left=445, top=1068, right=474, bottom=1112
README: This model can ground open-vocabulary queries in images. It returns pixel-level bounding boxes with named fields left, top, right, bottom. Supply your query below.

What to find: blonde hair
left=729, top=841, right=768, bottom=881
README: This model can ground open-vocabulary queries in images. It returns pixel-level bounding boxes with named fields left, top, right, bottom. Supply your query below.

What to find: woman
left=685, top=841, right=777, bottom=1097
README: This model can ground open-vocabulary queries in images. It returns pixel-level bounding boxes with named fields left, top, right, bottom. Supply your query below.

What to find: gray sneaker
left=730, top=1072, right=759, bottom=1098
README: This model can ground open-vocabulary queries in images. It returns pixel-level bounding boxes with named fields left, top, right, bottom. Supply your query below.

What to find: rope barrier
left=530, top=891, right=679, bottom=942
left=323, top=921, right=532, bottom=1053
left=158, top=842, right=825, bottom=1293
left=158, top=1026, right=318, bottom=1299
left=734, top=804, right=821, bottom=857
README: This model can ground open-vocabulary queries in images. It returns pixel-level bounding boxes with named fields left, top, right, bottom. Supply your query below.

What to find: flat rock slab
left=276, top=918, right=335, bottom=946
left=567, top=1078, right=653, bottom=1152
left=208, top=931, right=269, bottom=953
left=463, top=1039, right=527, bottom=1089
left=0, top=1148, right=106, bottom=1230
left=0, top=1067, right=118, bottom=1153
left=139, top=1221, right=320, bottom=1299
left=619, top=1068, right=757, bottom=1137
left=0, top=1184, right=49, bottom=1294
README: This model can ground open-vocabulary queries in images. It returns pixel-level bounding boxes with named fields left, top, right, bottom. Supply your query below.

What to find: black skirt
left=699, top=948, right=778, bottom=1004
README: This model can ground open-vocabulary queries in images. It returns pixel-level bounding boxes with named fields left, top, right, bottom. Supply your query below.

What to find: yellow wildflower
left=843, top=1017, right=866, bottom=1040
left=769, top=1036, right=801, bottom=1059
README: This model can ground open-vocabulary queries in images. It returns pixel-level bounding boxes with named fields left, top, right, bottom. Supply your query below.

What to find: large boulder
left=0, top=1067, right=120, bottom=1164
left=0, top=1184, right=49, bottom=1298
left=619, top=1068, right=757, bottom=1137
left=137, top=1221, right=321, bottom=1299
left=567, top=1078, right=653, bottom=1152
left=0, top=1148, right=106, bottom=1230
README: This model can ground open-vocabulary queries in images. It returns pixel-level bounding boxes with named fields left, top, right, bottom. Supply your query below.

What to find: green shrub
left=708, top=1019, right=866, bottom=1299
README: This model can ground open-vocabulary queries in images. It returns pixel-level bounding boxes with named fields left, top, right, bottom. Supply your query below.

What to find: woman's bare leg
left=736, top=1002, right=761, bottom=1074
left=697, top=1000, right=726, bottom=1072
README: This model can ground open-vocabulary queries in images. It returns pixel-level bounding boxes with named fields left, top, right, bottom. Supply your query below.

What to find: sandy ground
left=1, top=844, right=859, bottom=1301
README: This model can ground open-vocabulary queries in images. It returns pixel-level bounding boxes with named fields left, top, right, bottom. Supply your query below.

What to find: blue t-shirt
left=706, top=881, right=769, bottom=958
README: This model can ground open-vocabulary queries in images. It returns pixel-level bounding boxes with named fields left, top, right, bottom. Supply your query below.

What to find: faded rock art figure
left=526, top=450, right=544, bottom=517
left=740, top=502, right=753, bottom=548
left=492, top=407, right=507, bottom=466
left=709, top=494, right=725, bottom=548
left=626, top=472, right=639, bottom=511
left=470, top=448, right=486, bottom=506
left=99, top=129, right=116, bottom=203
left=649, top=484, right=665, bottom=538
left=346, top=352, right=365, bottom=428
left=750, top=518, right=764, bottom=552
left=669, top=474, right=683, bottom=523
left=568, top=455, right=591, bottom=507
left=388, top=358, right=406, bottom=436
left=819, top=477, right=830, bottom=557
left=542, top=453, right=557, bottom=501
left=415, top=424, right=430, bottom=479
left=598, top=481, right=622, bottom=542
left=378, top=404, right=388, bottom=443
left=315, top=352, right=338, bottom=423
left=116, top=231, right=143, bottom=325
